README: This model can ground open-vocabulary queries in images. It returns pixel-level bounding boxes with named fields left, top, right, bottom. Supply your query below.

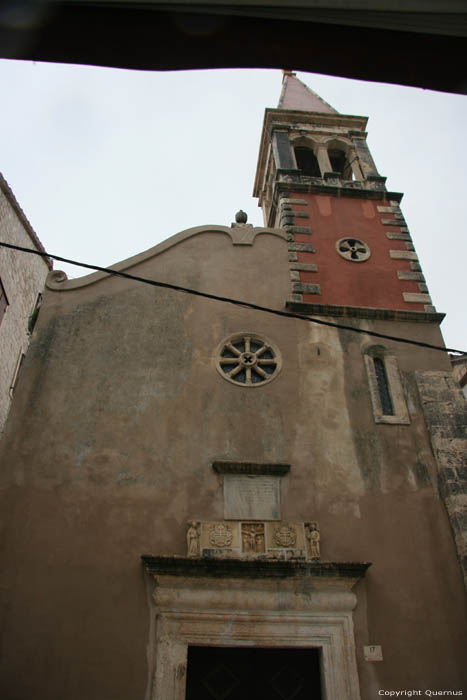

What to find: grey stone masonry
left=381, top=217, right=407, bottom=226
left=397, top=271, right=425, bottom=282
left=415, top=371, right=467, bottom=591
left=377, top=205, right=400, bottom=213
left=280, top=199, right=309, bottom=206
left=0, top=178, right=50, bottom=434
left=292, top=282, right=321, bottom=295
left=288, top=242, right=315, bottom=253
left=403, top=292, right=432, bottom=304
left=386, top=232, right=411, bottom=241
left=285, top=226, right=312, bottom=235
left=410, top=262, right=422, bottom=272
left=390, top=250, right=418, bottom=261
left=290, top=263, right=318, bottom=272
left=288, top=252, right=298, bottom=262
left=290, top=211, right=310, bottom=219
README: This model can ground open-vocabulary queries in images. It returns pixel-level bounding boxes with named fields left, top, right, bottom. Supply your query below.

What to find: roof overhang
left=1, top=1, right=466, bottom=94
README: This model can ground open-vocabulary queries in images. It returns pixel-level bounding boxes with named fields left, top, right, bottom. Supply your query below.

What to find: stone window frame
left=214, top=331, right=282, bottom=388
left=145, top=562, right=366, bottom=700
left=363, top=345, right=410, bottom=425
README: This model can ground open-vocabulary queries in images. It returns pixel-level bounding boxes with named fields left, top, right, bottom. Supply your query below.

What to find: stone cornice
left=286, top=301, right=445, bottom=323
left=274, top=178, right=403, bottom=202
left=141, top=554, right=371, bottom=582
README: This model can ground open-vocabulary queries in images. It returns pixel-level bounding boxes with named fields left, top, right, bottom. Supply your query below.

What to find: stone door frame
left=143, top=557, right=370, bottom=700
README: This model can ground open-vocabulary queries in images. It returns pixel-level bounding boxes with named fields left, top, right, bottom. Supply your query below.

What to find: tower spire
left=278, top=70, right=338, bottom=114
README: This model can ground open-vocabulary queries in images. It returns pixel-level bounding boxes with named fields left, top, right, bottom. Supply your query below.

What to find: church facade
left=0, top=73, right=465, bottom=700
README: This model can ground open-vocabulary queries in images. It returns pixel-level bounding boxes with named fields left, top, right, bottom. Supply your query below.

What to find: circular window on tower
left=336, top=237, right=371, bottom=262
left=215, top=333, right=282, bottom=387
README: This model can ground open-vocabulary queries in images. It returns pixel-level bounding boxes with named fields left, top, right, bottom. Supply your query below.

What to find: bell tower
left=253, top=71, right=433, bottom=315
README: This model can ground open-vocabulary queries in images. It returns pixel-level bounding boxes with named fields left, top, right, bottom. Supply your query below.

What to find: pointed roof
left=278, top=71, right=338, bottom=114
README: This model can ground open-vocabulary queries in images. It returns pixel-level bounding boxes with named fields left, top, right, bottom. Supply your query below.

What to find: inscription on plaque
left=224, top=475, right=280, bottom=520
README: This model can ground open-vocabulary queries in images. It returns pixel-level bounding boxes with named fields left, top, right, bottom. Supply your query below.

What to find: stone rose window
left=336, top=237, right=371, bottom=262
left=215, top=333, right=281, bottom=387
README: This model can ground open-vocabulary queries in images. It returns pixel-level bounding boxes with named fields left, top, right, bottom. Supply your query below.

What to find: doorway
left=186, top=646, right=322, bottom=700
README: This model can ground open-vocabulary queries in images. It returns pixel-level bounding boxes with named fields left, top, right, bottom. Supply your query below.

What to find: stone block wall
left=0, top=175, right=50, bottom=434
left=416, top=370, right=467, bottom=590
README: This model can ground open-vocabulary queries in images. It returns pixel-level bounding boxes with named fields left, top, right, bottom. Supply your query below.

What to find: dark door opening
left=186, top=645, right=322, bottom=700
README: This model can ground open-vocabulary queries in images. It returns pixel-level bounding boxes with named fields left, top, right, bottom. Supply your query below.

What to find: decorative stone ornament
left=208, top=523, right=233, bottom=548
left=235, top=209, right=248, bottom=224
left=273, top=524, right=297, bottom=547
left=215, top=333, right=282, bottom=387
left=336, top=237, right=371, bottom=262
left=305, top=521, right=320, bottom=560
left=186, top=521, right=200, bottom=557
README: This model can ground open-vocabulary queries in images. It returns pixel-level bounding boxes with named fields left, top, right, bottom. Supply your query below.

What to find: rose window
left=336, top=237, right=371, bottom=262
left=215, top=333, right=281, bottom=387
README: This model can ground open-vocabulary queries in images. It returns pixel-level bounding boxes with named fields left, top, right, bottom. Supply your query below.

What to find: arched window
left=363, top=346, right=409, bottom=424
left=328, top=148, right=351, bottom=178
left=294, top=147, right=321, bottom=177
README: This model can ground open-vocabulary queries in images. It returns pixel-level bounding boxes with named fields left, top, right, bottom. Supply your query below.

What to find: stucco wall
left=0, top=226, right=465, bottom=699
left=0, top=179, right=50, bottom=434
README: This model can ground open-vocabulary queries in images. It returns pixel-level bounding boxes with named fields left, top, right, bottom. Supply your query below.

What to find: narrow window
left=363, top=346, right=409, bottom=424
left=0, top=277, right=9, bottom=325
left=328, top=148, right=350, bottom=178
left=294, top=147, right=321, bottom=177
left=373, top=357, right=394, bottom=415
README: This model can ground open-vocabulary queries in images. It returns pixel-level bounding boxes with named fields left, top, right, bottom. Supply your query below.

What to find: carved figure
left=187, top=521, right=200, bottom=557
left=242, top=523, right=264, bottom=553
left=305, top=521, right=320, bottom=560
left=208, top=523, right=233, bottom=548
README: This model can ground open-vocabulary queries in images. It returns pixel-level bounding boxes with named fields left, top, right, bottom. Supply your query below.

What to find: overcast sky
left=0, top=61, right=466, bottom=353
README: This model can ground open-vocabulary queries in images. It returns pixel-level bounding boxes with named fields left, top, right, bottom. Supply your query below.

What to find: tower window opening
left=294, top=147, right=321, bottom=177
left=328, top=148, right=350, bottom=178
left=374, top=357, right=394, bottom=416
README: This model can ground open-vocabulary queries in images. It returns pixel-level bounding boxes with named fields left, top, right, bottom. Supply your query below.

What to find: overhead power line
left=1, top=240, right=465, bottom=356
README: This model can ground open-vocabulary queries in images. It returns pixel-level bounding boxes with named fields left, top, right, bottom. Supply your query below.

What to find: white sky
left=0, top=61, right=466, bottom=353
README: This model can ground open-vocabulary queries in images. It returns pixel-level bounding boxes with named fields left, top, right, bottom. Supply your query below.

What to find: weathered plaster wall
left=0, top=226, right=465, bottom=699
left=0, top=178, right=50, bottom=434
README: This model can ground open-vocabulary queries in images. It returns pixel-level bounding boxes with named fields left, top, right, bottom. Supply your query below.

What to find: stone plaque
left=364, top=645, right=383, bottom=662
left=224, top=474, right=280, bottom=520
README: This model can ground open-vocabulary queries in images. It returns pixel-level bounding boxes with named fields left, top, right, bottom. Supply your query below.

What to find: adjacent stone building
left=452, top=354, right=467, bottom=399
left=0, top=74, right=465, bottom=700
left=0, top=173, right=51, bottom=434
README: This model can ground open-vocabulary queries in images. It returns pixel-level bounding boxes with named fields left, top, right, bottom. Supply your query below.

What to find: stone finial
left=235, top=210, right=248, bottom=224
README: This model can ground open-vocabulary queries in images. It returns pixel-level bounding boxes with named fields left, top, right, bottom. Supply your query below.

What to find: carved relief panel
left=188, top=521, right=319, bottom=561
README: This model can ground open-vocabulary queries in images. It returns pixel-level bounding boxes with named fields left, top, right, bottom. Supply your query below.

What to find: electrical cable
left=1, top=240, right=465, bottom=356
